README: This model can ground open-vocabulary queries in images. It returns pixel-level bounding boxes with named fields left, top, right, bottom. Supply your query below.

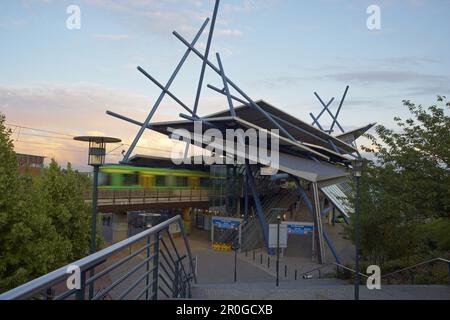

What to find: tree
left=37, top=160, right=93, bottom=260
left=0, top=114, right=64, bottom=291
left=0, top=113, right=94, bottom=293
left=346, top=96, right=450, bottom=267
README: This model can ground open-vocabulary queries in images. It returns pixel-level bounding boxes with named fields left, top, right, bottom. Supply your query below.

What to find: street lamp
left=352, top=158, right=363, bottom=301
left=74, top=136, right=122, bottom=254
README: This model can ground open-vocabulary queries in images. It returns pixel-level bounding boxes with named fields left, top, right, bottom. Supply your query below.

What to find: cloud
left=215, top=29, right=243, bottom=37
left=0, top=82, right=233, bottom=170
left=0, top=83, right=183, bottom=169
left=91, top=33, right=130, bottom=41
left=223, top=0, right=279, bottom=13
left=328, top=70, right=446, bottom=84
left=259, top=67, right=449, bottom=94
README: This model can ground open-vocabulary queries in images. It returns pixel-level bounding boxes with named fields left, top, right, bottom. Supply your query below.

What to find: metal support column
left=312, top=182, right=326, bottom=264
left=295, top=180, right=328, bottom=264
left=245, top=163, right=271, bottom=254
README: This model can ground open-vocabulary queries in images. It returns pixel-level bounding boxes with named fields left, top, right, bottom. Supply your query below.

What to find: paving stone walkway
left=192, top=281, right=450, bottom=300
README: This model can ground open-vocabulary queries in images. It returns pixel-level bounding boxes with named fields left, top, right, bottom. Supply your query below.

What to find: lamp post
left=74, top=136, right=121, bottom=299
left=352, top=158, right=363, bottom=301
left=74, top=136, right=121, bottom=255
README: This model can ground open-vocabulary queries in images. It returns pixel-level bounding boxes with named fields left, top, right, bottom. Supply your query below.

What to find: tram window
left=156, top=175, right=166, bottom=187
left=175, top=176, right=188, bottom=187
left=99, top=173, right=112, bottom=186
left=123, top=172, right=139, bottom=186
left=200, top=178, right=210, bottom=188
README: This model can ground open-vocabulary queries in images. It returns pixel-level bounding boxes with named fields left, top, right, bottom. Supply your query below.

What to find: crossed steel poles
left=310, top=86, right=349, bottom=135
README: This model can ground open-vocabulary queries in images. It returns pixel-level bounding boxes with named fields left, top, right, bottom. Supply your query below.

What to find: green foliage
left=345, top=96, right=450, bottom=269
left=0, top=113, right=93, bottom=293
left=37, top=160, right=91, bottom=260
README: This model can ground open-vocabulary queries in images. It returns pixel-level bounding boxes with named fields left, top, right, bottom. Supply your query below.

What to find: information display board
left=212, top=218, right=241, bottom=230
left=286, top=224, right=314, bottom=235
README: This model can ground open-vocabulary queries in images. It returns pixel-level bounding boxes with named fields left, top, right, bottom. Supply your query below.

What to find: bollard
left=284, top=265, right=287, bottom=278
left=253, top=251, right=255, bottom=261
left=260, top=253, right=263, bottom=264
left=268, top=257, right=270, bottom=269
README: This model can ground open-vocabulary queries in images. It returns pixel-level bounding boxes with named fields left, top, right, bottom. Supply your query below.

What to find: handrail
left=299, top=258, right=449, bottom=282
left=0, top=215, right=195, bottom=300
left=381, top=257, right=450, bottom=279
left=299, top=262, right=369, bottom=279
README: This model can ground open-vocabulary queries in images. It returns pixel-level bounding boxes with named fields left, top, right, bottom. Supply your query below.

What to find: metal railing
left=0, top=215, right=196, bottom=300
left=297, top=258, right=450, bottom=285
left=381, top=258, right=450, bottom=285
left=84, top=188, right=209, bottom=206
left=298, top=262, right=369, bottom=281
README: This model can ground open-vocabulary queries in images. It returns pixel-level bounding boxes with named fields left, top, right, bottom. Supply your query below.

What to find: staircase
left=240, top=166, right=299, bottom=252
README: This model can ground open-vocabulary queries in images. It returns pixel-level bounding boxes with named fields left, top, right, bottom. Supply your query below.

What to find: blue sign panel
left=212, top=219, right=241, bottom=230
left=287, top=224, right=314, bottom=235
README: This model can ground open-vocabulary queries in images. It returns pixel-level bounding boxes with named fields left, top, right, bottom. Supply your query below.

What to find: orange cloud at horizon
left=0, top=83, right=205, bottom=170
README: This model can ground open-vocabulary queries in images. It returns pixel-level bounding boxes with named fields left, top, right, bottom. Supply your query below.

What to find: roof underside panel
left=202, top=100, right=358, bottom=155
left=149, top=116, right=352, bottom=164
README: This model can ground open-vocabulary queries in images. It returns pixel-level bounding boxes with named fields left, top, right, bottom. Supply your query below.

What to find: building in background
left=16, top=153, right=45, bottom=176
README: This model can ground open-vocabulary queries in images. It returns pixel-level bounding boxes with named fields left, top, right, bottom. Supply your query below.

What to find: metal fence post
left=173, top=261, right=179, bottom=298
left=152, top=232, right=160, bottom=300
left=145, top=235, right=151, bottom=300
left=76, top=271, right=86, bottom=300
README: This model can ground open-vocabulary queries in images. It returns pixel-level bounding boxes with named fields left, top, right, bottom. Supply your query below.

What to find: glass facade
left=209, top=165, right=242, bottom=217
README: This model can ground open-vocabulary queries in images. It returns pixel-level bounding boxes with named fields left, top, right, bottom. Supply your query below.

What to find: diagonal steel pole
left=173, top=31, right=298, bottom=142
left=121, top=18, right=210, bottom=163
left=309, top=113, right=325, bottom=131
left=313, top=93, right=346, bottom=133
left=192, top=0, right=221, bottom=117
left=312, top=93, right=335, bottom=125
left=330, top=86, right=349, bottom=134
left=216, top=53, right=236, bottom=117
left=137, top=66, right=194, bottom=115
left=208, top=84, right=355, bottom=157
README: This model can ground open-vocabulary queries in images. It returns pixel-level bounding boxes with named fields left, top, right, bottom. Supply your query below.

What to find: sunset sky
left=1, top=0, right=449, bottom=171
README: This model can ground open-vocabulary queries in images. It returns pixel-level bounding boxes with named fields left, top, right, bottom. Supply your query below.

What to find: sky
left=1, top=0, right=449, bottom=171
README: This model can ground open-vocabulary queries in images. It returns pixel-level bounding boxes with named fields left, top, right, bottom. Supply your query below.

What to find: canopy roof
left=335, top=123, right=376, bottom=144
left=148, top=115, right=353, bottom=164
left=203, top=100, right=358, bottom=155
